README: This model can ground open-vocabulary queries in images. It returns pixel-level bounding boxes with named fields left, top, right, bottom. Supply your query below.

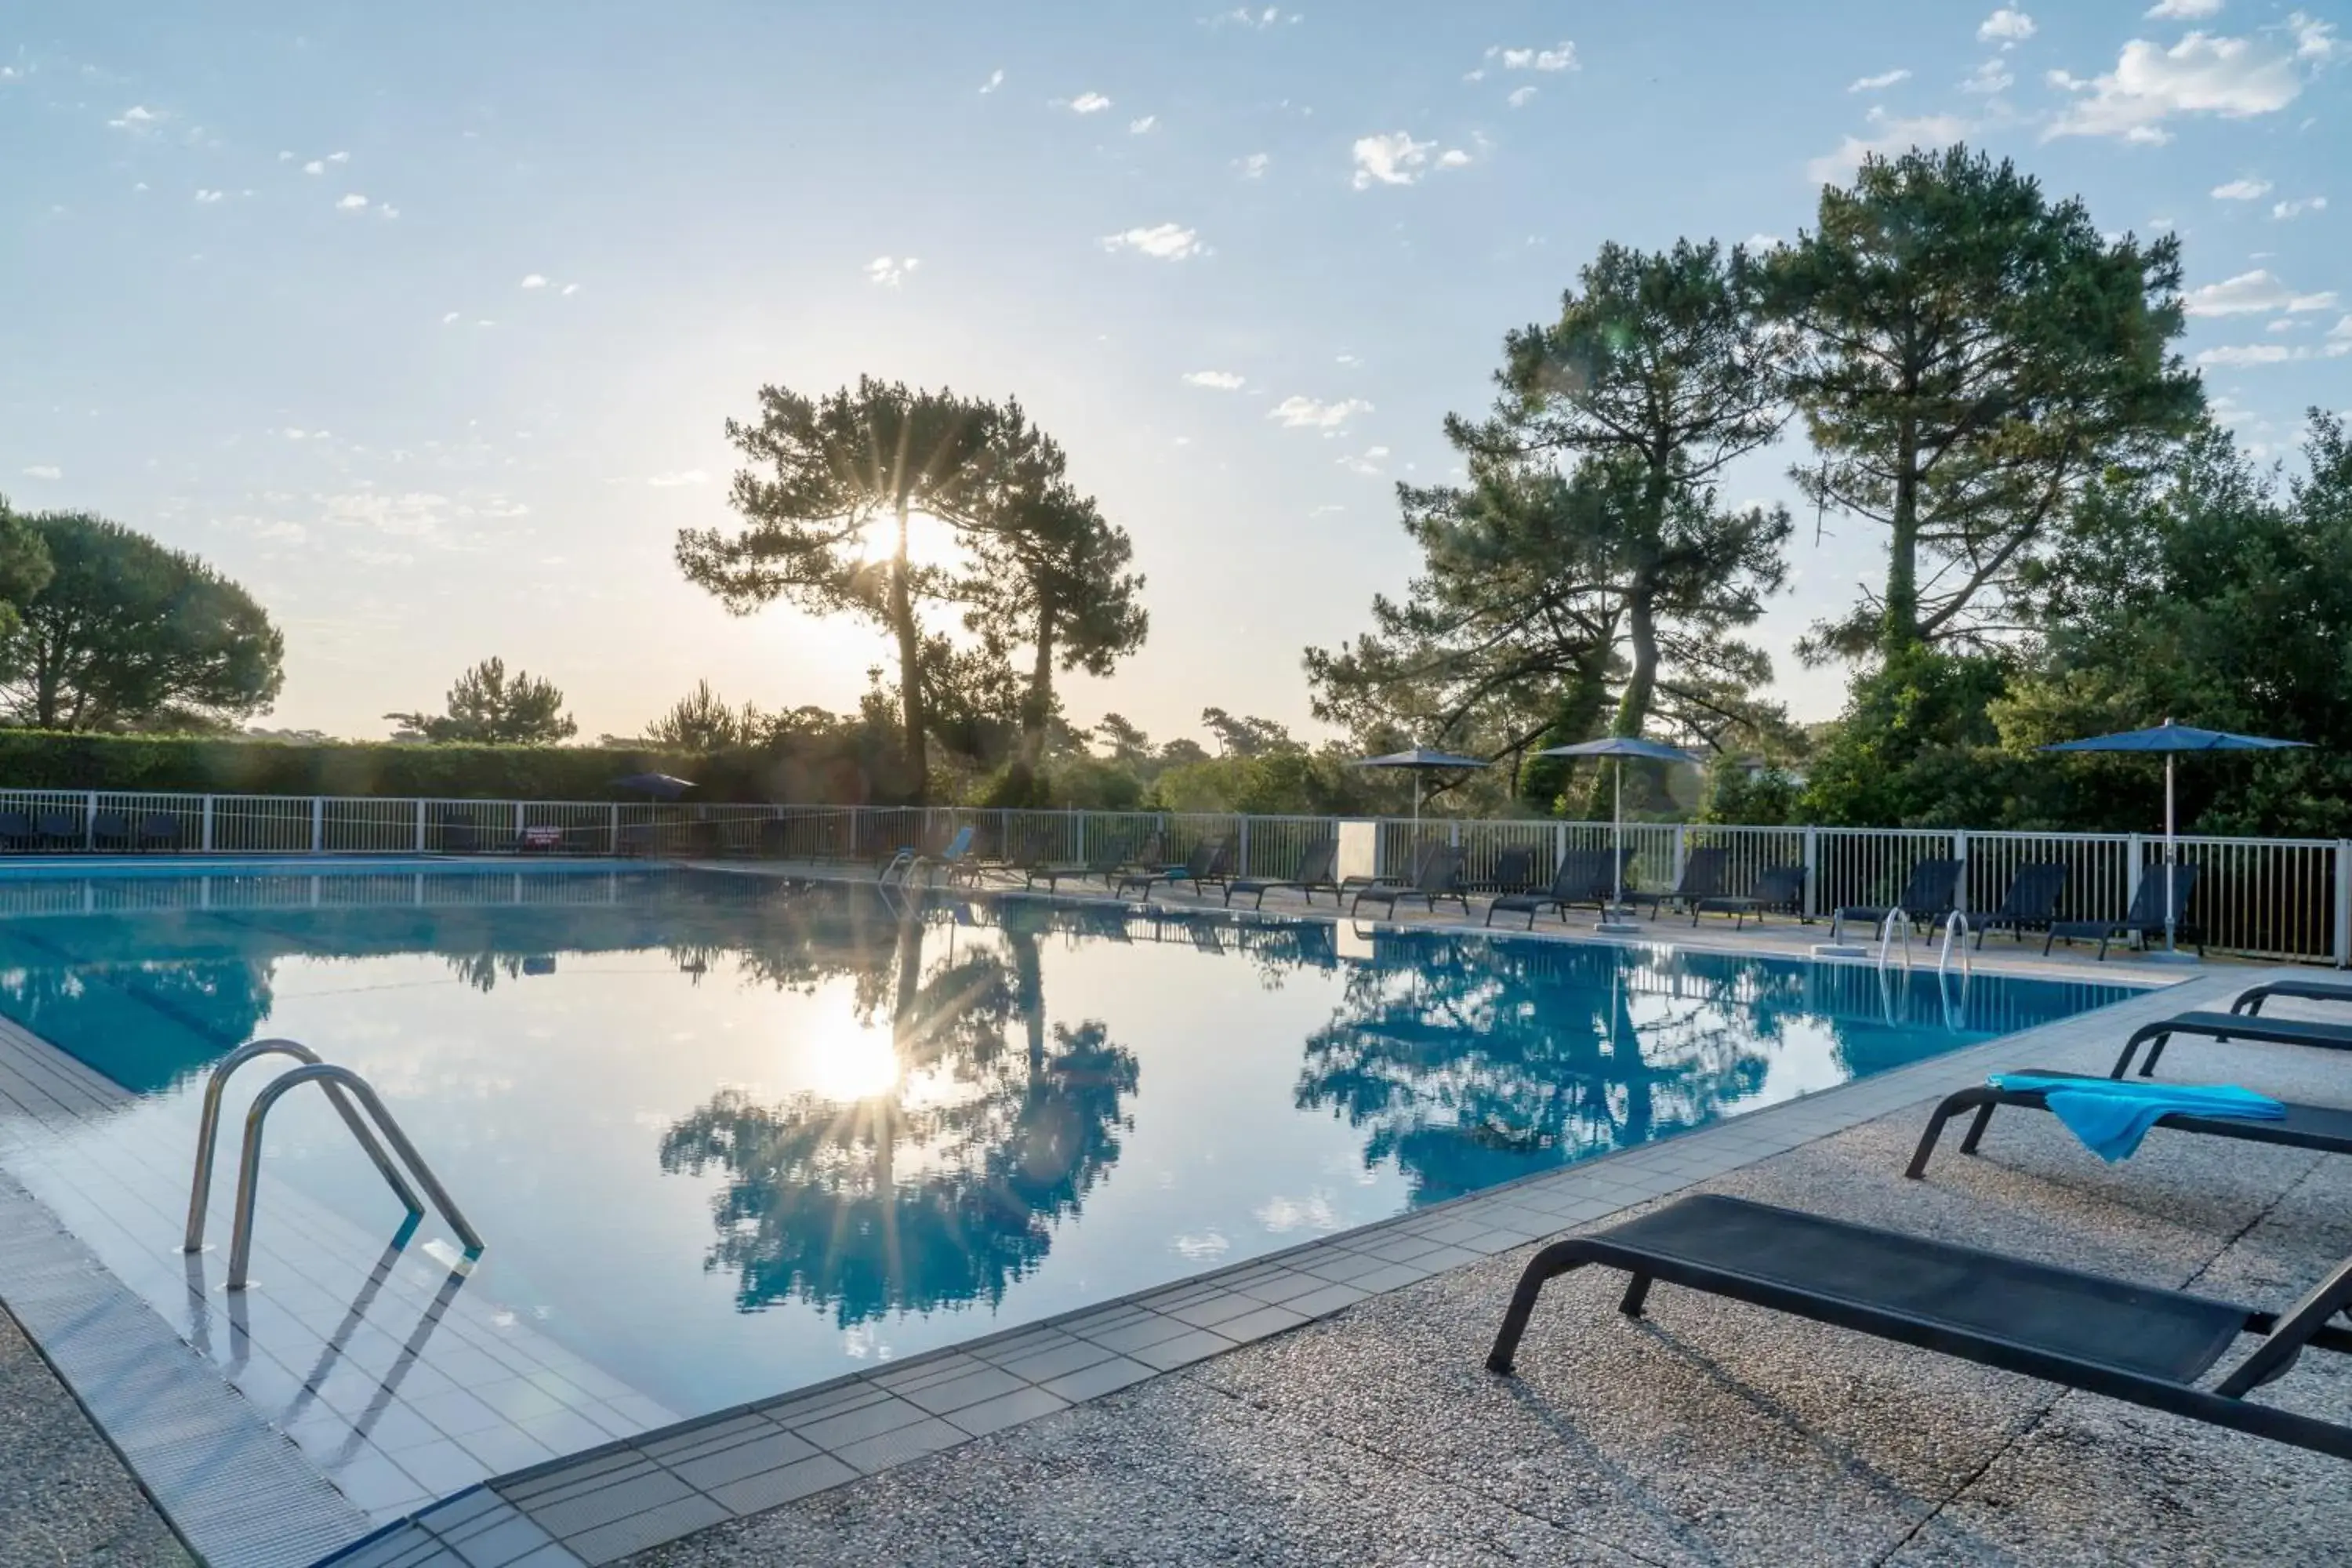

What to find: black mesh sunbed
left=1352, top=845, right=1468, bottom=919
left=2231, top=978, right=2352, bottom=1018
left=1114, top=839, right=1232, bottom=898
left=2046, top=863, right=2201, bottom=960
left=2112, top=1009, right=2352, bottom=1078
left=1225, top=837, right=1339, bottom=909
left=1828, top=858, right=1962, bottom=942
left=1689, top=864, right=1807, bottom=929
left=1905, top=1067, right=2352, bottom=1178
left=1973, top=862, right=2068, bottom=946
left=1485, top=849, right=1627, bottom=928
left=1486, top=1193, right=2352, bottom=1460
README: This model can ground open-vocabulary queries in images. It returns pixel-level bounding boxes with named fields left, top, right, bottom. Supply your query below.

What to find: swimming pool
left=0, top=862, right=2135, bottom=1513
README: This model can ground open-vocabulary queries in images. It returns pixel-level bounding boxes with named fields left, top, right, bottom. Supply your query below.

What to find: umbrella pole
left=2165, top=752, right=2177, bottom=956
left=1612, top=758, right=1625, bottom=914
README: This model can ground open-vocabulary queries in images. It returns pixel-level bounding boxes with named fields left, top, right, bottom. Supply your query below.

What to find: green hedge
left=0, top=731, right=916, bottom=804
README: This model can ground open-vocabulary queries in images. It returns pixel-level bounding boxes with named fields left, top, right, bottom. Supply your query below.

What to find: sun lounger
left=136, top=812, right=180, bottom=851
left=1342, top=840, right=1439, bottom=900
left=1906, top=1069, right=2343, bottom=1178
left=1225, top=837, right=1340, bottom=909
left=2045, top=863, right=2201, bottom=960
left=0, top=811, right=31, bottom=851
left=1029, top=831, right=1156, bottom=892
left=438, top=815, right=485, bottom=854
left=1484, top=846, right=1540, bottom=896
left=92, top=811, right=133, bottom=851
left=1828, top=858, right=1962, bottom=942
left=1115, top=837, right=1232, bottom=898
left=34, top=810, right=83, bottom=851
left=1973, top=862, right=2068, bottom=946
left=1625, top=846, right=1730, bottom=919
left=2230, top=978, right=2352, bottom=1018
left=1486, top=1192, right=2352, bottom=1461
left=1352, top=844, right=1468, bottom=918
left=1484, top=849, right=1623, bottom=929
left=1690, top=864, right=1808, bottom=929
left=2111, top=1009, right=2352, bottom=1078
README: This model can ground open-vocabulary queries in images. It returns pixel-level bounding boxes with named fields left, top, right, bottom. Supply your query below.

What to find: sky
left=1, top=2, right=2346, bottom=748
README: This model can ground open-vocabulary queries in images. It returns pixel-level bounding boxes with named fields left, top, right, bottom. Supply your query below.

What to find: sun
left=855, top=510, right=967, bottom=574
left=807, top=1020, right=902, bottom=1102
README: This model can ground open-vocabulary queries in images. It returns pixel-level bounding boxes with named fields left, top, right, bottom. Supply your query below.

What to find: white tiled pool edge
left=312, top=960, right=2227, bottom=1568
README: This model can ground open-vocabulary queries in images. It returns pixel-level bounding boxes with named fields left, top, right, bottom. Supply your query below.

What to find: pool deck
left=5, top=860, right=2347, bottom=1566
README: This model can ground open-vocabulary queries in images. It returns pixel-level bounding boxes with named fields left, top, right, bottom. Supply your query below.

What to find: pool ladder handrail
left=1940, top=911, right=1973, bottom=980
left=184, top=1039, right=482, bottom=1291
left=1876, top=908, right=1913, bottom=971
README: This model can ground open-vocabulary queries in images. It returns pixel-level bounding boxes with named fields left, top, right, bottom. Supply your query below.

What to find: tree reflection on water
left=659, top=896, right=1140, bottom=1323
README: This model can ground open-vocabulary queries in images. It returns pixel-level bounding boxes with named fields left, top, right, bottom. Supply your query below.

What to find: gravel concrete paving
left=0, top=1301, right=191, bottom=1568
left=626, top=1006, right=2352, bottom=1568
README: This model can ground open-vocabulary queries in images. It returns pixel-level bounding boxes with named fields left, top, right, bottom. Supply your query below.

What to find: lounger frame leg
left=1904, top=1087, right=1998, bottom=1179
left=1957, top=1101, right=1999, bottom=1156
left=1486, top=1240, right=1590, bottom=1374
left=1617, top=1273, right=1652, bottom=1318
left=2111, top=1022, right=2170, bottom=1078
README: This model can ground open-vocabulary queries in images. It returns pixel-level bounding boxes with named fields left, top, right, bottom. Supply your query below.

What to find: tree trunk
left=889, top=498, right=929, bottom=800
left=1018, top=604, right=1058, bottom=783
left=1587, top=585, right=1661, bottom=818
left=1521, top=637, right=1613, bottom=812
left=1882, top=413, right=1922, bottom=655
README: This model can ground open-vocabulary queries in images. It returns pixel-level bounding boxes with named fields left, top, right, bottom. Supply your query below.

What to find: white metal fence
left=0, top=789, right=2344, bottom=967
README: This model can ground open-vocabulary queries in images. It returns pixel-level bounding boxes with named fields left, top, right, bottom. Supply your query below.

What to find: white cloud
left=441, top=311, right=461, bottom=325
left=561, top=282, right=579, bottom=296
left=1129, top=114, right=1156, bottom=133
left=2271, top=195, right=2327, bottom=220
left=863, top=256, right=920, bottom=286
left=2181, top=268, right=2336, bottom=315
left=20, top=466, right=60, bottom=481
left=1746, top=232, right=1787, bottom=249
left=1962, top=60, right=2014, bottom=93
left=378, top=204, right=399, bottom=220
left=2330, top=315, right=2352, bottom=347
left=2197, top=343, right=2302, bottom=365
left=1849, top=68, right=1911, bottom=92
left=1351, top=131, right=1470, bottom=188
left=194, top=188, right=223, bottom=204
left=2045, top=29, right=2317, bottom=143
left=520, top=274, right=548, bottom=289
left=2148, top=0, right=2223, bottom=17
left=1268, top=395, right=1373, bottom=430
left=1069, top=91, right=1112, bottom=114
left=336, top=194, right=368, bottom=211
left=1978, top=9, right=2036, bottom=44
left=302, top=158, right=325, bottom=174
left=1182, top=370, right=1246, bottom=390
left=1507, top=85, right=1537, bottom=107
left=2212, top=177, right=2272, bottom=199
left=1099, top=223, right=1201, bottom=259
left=1806, top=108, right=1973, bottom=184
left=1338, top=445, right=1391, bottom=475
left=980, top=69, right=1004, bottom=94
left=647, top=470, right=710, bottom=488
left=1235, top=151, right=1271, bottom=179
left=277, top=150, right=292, bottom=160
left=327, top=150, right=350, bottom=163
left=107, top=103, right=160, bottom=129
left=1210, top=6, right=1292, bottom=28
left=1486, top=42, right=1578, bottom=71
left=1335, top=352, right=1361, bottom=365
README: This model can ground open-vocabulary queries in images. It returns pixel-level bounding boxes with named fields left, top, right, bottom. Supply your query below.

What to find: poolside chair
left=439, top=815, right=484, bottom=854
left=1114, top=837, right=1233, bottom=899
left=618, top=822, right=660, bottom=858
left=1026, top=830, right=1151, bottom=892
left=92, top=811, right=133, bottom=851
left=1225, top=837, right=1341, bottom=909
left=1828, top=858, right=1962, bottom=942
left=2231, top=978, right=2352, bottom=1019
left=2111, top=1008, right=2352, bottom=1079
left=136, top=812, right=180, bottom=851
left=0, top=811, right=31, bottom=851
left=1973, top=862, right=2068, bottom=947
left=1485, top=1192, right=2352, bottom=1461
left=1690, top=864, right=1808, bottom=930
left=1627, top=845, right=1730, bottom=919
left=1483, top=850, right=1623, bottom=930
left=1342, top=840, right=1440, bottom=901
left=34, top=810, right=83, bottom=851
left=2045, top=863, right=2201, bottom=960
left=1906, top=1068, right=2352, bottom=1179
left=1485, top=846, right=1541, bottom=896
left=1352, top=844, right=1469, bottom=919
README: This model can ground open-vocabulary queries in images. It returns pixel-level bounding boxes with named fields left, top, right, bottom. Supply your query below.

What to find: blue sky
left=2, top=2, right=2344, bottom=746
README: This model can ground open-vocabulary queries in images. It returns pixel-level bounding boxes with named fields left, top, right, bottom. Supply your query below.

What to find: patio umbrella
left=2038, top=720, right=2310, bottom=960
left=1349, top=748, right=1489, bottom=826
left=612, top=772, right=695, bottom=800
left=1535, top=736, right=1699, bottom=924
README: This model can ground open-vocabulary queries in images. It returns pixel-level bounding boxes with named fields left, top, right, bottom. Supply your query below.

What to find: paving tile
left=993, top=1338, right=1115, bottom=1385
left=526, top=1468, right=699, bottom=1539
left=637, top=1412, right=774, bottom=1464
left=1128, top=1327, right=1240, bottom=1371
left=1161, top=1292, right=1269, bottom=1330
left=942, top=1385, right=1069, bottom=1439
left=757, top=1381, right=891, bottom=1430
left=493, top=1449, right=650, bottom=1507
left=1073, top=1313, right=1195, bottom=1356
left=1279, top=1280, right=1370, bottom=1319
left=1208, top=1303, right=1310, bottom=1344
left=869, top=1352, right=982, bottom=1392
left=1035, top=1355, right=1156, bottom=1403
left=967, top=1327, right=1073, bottom=1367
left=442, top=1513, right=559, bottom=1567
left=666, top=1428, right=820, bottom=1493
left=893, top=1364, right=1029, bottom=1417
left=794, top=1395, right=929, bottom=1452
left=561, top=1494, right=730, bottom=1566
left=829, top=1416, right=967, bottom=1475
left=704, top=1453, right=859, bottom=1517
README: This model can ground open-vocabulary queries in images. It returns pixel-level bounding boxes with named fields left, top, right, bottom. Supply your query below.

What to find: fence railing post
left=1672, top=824, right=1688, bottom=887
left=415, top=799, right=427, bottom=853
left=1075, top=811, right=1086, bottom=866
left=610, top=803, right=621, bottom=855
left=1237, top=818, right=1252, bottom=878
left=1802, top=826, right=1820, bottom=919
left=201, top=795, right=215, bottom=853
left=85, top=789, right=97, bottom=850
left=1952, top=829, right=1969, bottom=916
left=2128, top=832, right=2146, bottom=907
left=514, top=800, right=526, bottom=842
left=309, top=797, right=325, bottom=855
left=2336, top=841, right=2351, bottom=969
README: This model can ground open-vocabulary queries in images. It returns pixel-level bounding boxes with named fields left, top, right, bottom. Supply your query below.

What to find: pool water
left=0, top=865, right=2134, bottom=1418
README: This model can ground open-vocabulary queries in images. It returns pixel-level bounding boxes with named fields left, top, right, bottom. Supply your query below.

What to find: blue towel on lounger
left=1988, top=1073, right=2285, bottom=1163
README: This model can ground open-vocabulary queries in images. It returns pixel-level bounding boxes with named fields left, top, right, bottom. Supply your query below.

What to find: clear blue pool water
left=0, top=863, right=2136, bottom=1418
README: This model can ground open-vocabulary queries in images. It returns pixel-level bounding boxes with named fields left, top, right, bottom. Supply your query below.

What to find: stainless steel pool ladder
left=183, top=1039, right=482, bottom=1291
left=1939, top=912, right=1973, bottom=980
left=1875, top=908, right=1913, bottom=971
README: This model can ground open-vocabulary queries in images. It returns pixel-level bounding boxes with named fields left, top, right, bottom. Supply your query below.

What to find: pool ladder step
left=183, top=1039, right=482, bottom=1291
